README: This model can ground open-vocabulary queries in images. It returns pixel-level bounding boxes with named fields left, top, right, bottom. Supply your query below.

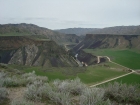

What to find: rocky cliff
left=72, top=34, right=140, bottom=52
left=0, top=36, right=78, bottom=67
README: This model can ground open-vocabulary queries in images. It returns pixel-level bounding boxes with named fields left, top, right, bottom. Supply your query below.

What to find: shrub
left=104, top=82, right=140, bottom=104
left=3, top=76, right=27, bottom=87
left=50, top=91, right=73, bottom=105
left=22, top=71, right=36, bottom=79
left=11, top=98, right=34, bottom=105
left=0, top=72, right=6, bottom=87
left=0, top=71, right=27, bottom=87
left=79, top=88, right=111, bottom=105
left=0, top=87, right=8, bottom=102
left=24, top=78, right=74, bottom=104
left=24, top=80, right=47, bottom=101
left=22, top=71, right=48, bottom=84
left=0, top=71, right=48, bottom=87
left=52, top=77, right=86, bottom=95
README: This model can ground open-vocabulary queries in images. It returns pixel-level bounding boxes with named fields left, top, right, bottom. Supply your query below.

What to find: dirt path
left=8, top=87, right=26, bottom=101
left=90, top=56, right=136, bottom=87
left=8, top=87, right=45, bottom=105
left=90, top=71, right=135, bottom=87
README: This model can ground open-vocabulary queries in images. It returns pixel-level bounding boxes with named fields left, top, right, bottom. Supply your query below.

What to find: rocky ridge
left=0, top=36, right=78, bottom=67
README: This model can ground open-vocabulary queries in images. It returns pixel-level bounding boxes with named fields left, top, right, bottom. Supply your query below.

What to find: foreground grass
left=1, top=63, right=140, bottom=105
left=9, top=62, right=127, bottom=85
left=1, top=68, right=139, bottom=105
left=78, top=64, right=126, bottom=85
left=84, top=49, right=140, bottom=69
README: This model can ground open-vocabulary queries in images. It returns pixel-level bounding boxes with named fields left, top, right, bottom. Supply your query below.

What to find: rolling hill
left=0, top=23, right=82, bottom=45
left=56, top=25, right=140, bottom=36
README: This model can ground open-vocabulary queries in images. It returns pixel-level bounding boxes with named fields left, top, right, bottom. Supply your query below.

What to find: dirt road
left=90, top=56, right=136, bottom=87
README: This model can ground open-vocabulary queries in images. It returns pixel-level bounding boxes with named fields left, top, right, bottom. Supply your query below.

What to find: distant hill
left=89, top=26, right=140, bottom=35
left=72, top=34, right=140, bottom=52
left=55, top=28, right=97, bottom=36
left=0, top=23, right=82, bottom=45
left=56, top=25, right=140, bottom=36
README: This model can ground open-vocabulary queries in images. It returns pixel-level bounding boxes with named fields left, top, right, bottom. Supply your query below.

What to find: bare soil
left=7, top=87, right=45, bottom=105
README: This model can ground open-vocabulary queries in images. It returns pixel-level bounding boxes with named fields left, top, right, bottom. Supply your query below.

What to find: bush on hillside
left=22, top=71, right=48, bottom=84
left=49, top=91, right=72, bottom=105
left=0, top=72, right=8, bottom=104
left=52, top=77, right=86, bottom=95
left=104, top=82, right=140, bottom=104
left=24, top=80, right=47, bottom=101
left=0, top=87, right=8, bottom=102
left=0, top=71, right=26, bottom=87
left=0, top=71, right=48, bottom=87
left=11, top=98, right=34, bottom=105
left=79, top=88, right=111, bottom=105
left=0, top=72, right=6, bottom=87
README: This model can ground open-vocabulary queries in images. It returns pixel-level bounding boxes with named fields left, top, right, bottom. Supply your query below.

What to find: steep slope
left=63, top=34, right=83, bottom=44
left=72, top=34, right=140, bottom=52
left=77, top=50, right=97, bottom=65
left=0, top=36, right=78, bottom=67
left=0, top=23, right=82, bottom=45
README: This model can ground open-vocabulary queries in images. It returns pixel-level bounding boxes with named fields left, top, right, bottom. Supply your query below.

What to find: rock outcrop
left=73, top=34, right=140, bottom=52
left=0, top=36, right=78, bottom=67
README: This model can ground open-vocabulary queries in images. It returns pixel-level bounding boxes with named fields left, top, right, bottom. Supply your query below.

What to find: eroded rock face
left=72, top=34, right=140, bottom=52
left=25, top=44, right=38, bottom=65
left=8, top=49, right=23, bottom=65
left=9, top=44, right=39, bottom=65
left=0, top=36, right=78, bottom=67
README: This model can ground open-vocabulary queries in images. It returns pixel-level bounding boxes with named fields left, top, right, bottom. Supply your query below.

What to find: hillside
left=0, top=36, right=78, bottom=67
left=90, top=25, right=140, bottom=35
left=56, top=25, right=140, bottom=36
left=55, top=28, right=97, bottom=36
left=0, top=23, right=82, bottom=45
left=72, top=34, right=140, bottom=52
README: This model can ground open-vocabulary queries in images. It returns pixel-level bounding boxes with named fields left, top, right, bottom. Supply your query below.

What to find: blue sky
left=0, top=0, right=140, bottom=29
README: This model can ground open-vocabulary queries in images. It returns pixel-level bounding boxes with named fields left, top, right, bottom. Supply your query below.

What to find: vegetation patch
left=78, top=63, right=126, bottom=85
left=104, top=82, right=140, bottom=104
left=0, top=67, right=140, bottom=105
left=107, top=73, right=140, bottom=85
left=84, top=49, right=140, bottom=69
left=9, top=62, right=127, bottom=85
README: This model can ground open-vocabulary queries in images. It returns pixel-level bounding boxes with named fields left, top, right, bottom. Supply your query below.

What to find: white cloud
left=0, top=0, right=140, bottom=29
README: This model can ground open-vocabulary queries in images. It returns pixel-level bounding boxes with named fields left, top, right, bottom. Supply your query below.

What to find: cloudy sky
left=0, top=0, right=140, bottom=29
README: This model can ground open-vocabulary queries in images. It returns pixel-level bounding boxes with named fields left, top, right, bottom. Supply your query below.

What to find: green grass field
left=9, top=62, right=127, bottom=85
left=84, top=49, right=140, bottom=69
left=111, top=73, right=140, bottom=84
left=98, top=73, right=140, bottom=87
left=77, top=65, right=126, bottom=85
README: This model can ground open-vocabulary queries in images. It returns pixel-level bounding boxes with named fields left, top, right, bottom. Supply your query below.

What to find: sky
left=0, top=0, right=140, bottom=29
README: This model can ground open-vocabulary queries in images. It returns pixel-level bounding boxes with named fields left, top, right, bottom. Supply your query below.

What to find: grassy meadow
left=108, top=73, right=140, bottom=84
left=84, top=49, right=140, bottom=69
left=9, top=62, right=127, bottom=85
